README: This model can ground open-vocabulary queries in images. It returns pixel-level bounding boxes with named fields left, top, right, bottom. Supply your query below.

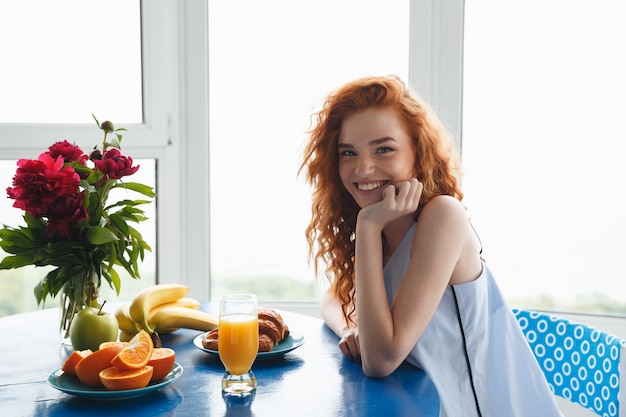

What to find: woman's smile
left=356, top=180, right=389, bottom=191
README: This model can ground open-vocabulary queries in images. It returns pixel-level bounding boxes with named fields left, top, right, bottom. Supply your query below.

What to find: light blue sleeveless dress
left=383, top=222, right=563, bottom=417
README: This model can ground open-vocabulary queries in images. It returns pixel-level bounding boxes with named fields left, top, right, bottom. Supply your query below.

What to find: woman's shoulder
left=419, top=195, right=467, bottom=221
left=417, top=195, right=482, bottom=283
left=415, top=195, right=475, bottom=247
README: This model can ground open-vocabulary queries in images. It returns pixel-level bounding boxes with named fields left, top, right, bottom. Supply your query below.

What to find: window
left=10, top=0, right=619, bottom=321
left=208, top=0, right=410, bottom=301
left=462, top=0, right=626, bottom=313
left=0, top=0, right=142, bottom=124
left=0, top=0, right=169, bottom=317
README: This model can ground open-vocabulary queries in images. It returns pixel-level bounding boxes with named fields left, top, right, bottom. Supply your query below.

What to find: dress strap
left=469, top=220, right=483, bottom=255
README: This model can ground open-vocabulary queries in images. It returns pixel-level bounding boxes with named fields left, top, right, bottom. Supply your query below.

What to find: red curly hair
left=300, top=75, right=463, bottom=325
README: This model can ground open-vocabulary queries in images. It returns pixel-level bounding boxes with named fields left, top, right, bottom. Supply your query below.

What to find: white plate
left=47, top=362, right=183, bottom=399
left=193, top=331, right=305, bottom=359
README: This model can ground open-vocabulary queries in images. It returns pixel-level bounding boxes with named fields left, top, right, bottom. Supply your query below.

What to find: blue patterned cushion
left=513, top=308, right=624, bottom=417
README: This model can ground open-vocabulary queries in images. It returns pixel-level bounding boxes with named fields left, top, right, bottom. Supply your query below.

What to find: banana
left=145, top=297, right=201, bottom=334
left=129, top=284, right=190, bottom=332
left=149, top=307, right=218, bottom=333
left=148, top=297, right=201, bottom=320
left=115, top=302, right=141, bottom=334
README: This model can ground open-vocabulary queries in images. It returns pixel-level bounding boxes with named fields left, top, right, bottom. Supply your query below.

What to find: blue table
left=0, top=303, right=440, bottom=416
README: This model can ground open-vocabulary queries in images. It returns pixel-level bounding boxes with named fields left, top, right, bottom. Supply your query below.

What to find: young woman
left=300, top=75, right=562, bottom=417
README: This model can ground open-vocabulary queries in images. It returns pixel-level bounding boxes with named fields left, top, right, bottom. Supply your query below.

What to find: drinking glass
left=218, top=294, right=258, bottom=396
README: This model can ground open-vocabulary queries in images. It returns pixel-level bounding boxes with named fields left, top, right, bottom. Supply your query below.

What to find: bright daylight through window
left=208, top=0, right=409, bottom=301
left=4, top=0, right=621, bottom=318
left=0, top=0, right=153, bottom=317
left=462, top=0, right=626, bottom=314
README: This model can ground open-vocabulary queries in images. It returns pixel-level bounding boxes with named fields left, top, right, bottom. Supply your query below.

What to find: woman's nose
left=355, top=156, right=375, bottom=177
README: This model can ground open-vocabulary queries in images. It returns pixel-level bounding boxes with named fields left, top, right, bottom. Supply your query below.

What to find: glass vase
left=59, top=270, right=100, bottom=345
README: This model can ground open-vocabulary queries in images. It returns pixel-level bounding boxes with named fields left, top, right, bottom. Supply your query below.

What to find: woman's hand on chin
left=358, top=178, right=422, bottom=228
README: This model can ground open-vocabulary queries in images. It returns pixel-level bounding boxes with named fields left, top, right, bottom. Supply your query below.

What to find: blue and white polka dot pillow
left=513, top=308, right=626, bottom=417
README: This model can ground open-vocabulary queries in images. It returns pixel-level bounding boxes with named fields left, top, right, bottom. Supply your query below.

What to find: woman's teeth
left=357, top=181, right=385, bottom=191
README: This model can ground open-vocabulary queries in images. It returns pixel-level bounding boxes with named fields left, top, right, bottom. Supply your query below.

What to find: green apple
left=69, top=304, right=119, bottom=351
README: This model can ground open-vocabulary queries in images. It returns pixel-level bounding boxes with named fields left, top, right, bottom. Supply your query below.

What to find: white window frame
left=409, top=0, right=464, bottom=153
left=413, top=0, right=626, bottom=338
left=0, top=0, right=211, bottom=300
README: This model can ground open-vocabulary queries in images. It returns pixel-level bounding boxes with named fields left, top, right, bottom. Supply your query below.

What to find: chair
left=513, top=308, right=626, bottom=417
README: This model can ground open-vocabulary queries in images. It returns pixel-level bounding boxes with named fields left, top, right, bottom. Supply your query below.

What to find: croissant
left=202, top=307, right=290, bottom=352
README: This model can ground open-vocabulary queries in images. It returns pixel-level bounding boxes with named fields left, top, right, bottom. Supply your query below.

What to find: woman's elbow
left=362, top=360, right=395, bottom=378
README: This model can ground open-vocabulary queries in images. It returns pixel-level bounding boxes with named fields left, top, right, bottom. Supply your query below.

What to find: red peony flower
left=47, top=140, right=88, bottom=164
left=93, top=148, right=140, bottom=179
left=6, top=153, right=81, bottom=218
left=45, top=192, right=88, bottom=237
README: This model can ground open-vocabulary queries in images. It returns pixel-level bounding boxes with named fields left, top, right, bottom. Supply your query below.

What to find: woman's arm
left=356, top=188, right=481, bottom=377
left=320, top=288, right=351, bottom=337
left=320, top=288, right=361, bottom=361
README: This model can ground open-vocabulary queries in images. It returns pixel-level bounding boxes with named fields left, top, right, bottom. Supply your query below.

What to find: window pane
left=209, top=0, right=410, bottom=301
left=0, top=159, right=156, bottom=317
left=462, top=1, right=626, bottom=313
left=0, top=0, right=142, bottom=124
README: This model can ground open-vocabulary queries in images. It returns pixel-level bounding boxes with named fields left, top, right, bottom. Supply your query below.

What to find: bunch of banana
left=115, top=284, right=218, bottom=341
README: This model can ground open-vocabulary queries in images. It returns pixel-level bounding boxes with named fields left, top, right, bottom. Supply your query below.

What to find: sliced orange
left=148, top=347, right=176, bottom=382
left=110, top=330, right=154, bottom=371
left=75, top=345, right=124, bottom=386
left=61, top=349, right=92, bottom=376
left=99, top=341, right=128, bottom=350
left=99, top=366, right=154, bottom=391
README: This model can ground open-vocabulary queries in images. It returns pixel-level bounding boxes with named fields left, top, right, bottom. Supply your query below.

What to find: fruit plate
left=47, top=362, right=183, bottom=399
left=193, top=331, right=305, bottom=360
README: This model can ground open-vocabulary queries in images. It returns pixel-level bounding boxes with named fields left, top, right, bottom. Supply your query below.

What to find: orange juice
left=218, top=313, right=259, bottom=375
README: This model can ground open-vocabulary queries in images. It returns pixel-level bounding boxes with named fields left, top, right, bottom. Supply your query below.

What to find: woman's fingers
left=339, top=332, right=361, bottom=362
left=408, top=178, right=423, bottom=206
left=360, top=178, right=423, bottom=226
left=391, top=178, right=422, bottom=211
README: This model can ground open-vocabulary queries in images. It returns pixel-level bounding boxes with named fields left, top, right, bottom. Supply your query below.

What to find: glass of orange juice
left=218, top=294, right=259, bottom=396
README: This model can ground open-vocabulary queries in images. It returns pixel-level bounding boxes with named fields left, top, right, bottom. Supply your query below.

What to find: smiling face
left=337, top=106, right=416, bottom=208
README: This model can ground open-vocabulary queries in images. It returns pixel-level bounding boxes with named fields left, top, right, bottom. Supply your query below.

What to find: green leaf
left=113, top=181, right=156, bottom=198
left=108, top=214, right=130, bottom=236
left=73, top=164, right=93, bottom=178
left=113, top=211, right=140, bottom=224
left=0, top=232, right=34, bottom=249
left=33, top=277, right=49, bottom=305
left=0, top=254, right=35, bottom=269
left=86, top=226, right=119, bottom=245
left=105, top=136, right=121, bottom=149
left=105, top=199, right=151, bottom=212
left=103, top=267, right=122, bottom=295
left=85, top=170, right=104, bottom=187
left=24, top=213, right=45, bottom=230
left=43, top=268, right=68, bottom=299
left=87, top=191, right=103, bottom=223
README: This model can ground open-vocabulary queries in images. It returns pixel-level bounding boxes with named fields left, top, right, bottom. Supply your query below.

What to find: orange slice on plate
left=110, top=330, right=154, bottom=371
left=61, top=349, right=92, bottom=376
left=99, top=365, right=154, bottom=391
left=75, top=344, right=124, bottom=386
left=148, top=347, right=176, bottom=382
left=99, top=341, right=128, bottom=350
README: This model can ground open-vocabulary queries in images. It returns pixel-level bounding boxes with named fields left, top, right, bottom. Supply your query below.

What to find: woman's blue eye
left=340, top=150, right=356, bottom=157
left=377, top=147, right=392, bottom=154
